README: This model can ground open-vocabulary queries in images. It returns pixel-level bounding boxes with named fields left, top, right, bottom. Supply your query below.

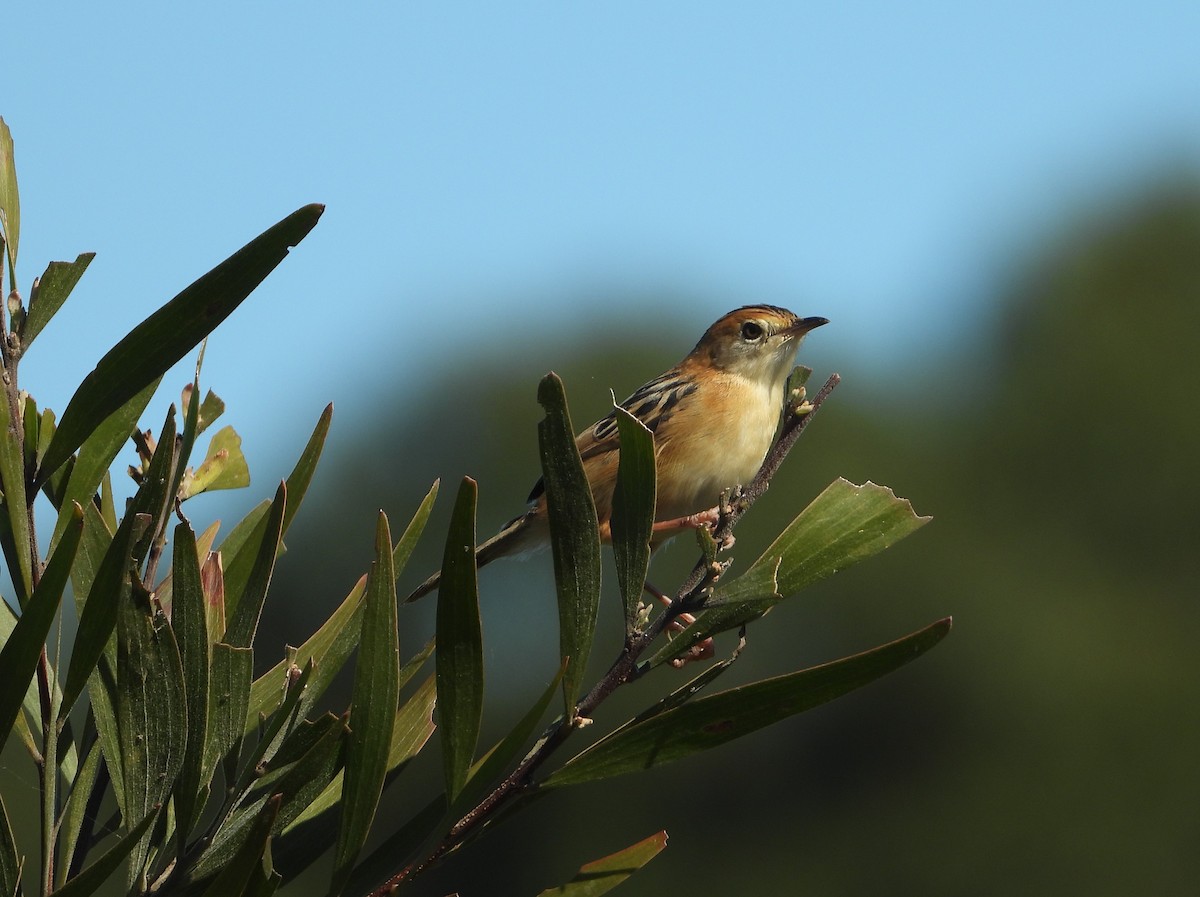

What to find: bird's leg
left=650, top=506, right=735, bottom=550
left=643, top=581, right=715, bottom=666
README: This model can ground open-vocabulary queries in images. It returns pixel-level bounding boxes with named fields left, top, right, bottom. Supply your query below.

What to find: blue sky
left=5, top=2, right=1199, bottom=478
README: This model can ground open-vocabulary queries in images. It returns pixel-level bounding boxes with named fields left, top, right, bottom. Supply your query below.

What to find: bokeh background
left=4, top=3, right=1199, bottom=895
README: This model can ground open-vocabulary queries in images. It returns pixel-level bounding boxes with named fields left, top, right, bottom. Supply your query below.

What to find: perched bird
left=406, top=305, right=827, bottom=602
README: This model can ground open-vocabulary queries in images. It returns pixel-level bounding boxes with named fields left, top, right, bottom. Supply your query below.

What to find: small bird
left=406, top=305, right=827, bottom=602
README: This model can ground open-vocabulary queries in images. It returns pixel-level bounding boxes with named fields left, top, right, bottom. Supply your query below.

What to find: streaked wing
left=526, top=369, right=696, bottom=502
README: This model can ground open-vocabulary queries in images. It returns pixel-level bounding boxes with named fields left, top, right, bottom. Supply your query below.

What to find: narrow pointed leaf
left=204, top=642, right=253, bottom=787
left=0, top=503, right=82, bottom=744
left=544, top=618, right=952, bottom=787
left=331, top=512, right=400, bottom=893
left=50, top=378, right=158, bottom=551
left=536, top=830, right=668, bottom=896
left=437, top=476, right=483, bottom=803
left=52, top=808, right=158, bottom=897
left=0, top=794, right=19, bottom=897
left=56, top=737, right=104, bottom=889
left=0, top=117, right=18, bottom=278
left=537, top=373, right=601, bottom=710
left=197, top=795, right=281, bottom=897
left=60, top=510, right=149, bottom=719
left=224, top=481, right=286, bottom=647
left=172, top=521, right=211, bottom=838
left=117, top=578, right=187, bottom=884
left=23, top=252, right=95, bottom=347
left=37, top=203, right=323, bottom=484
left=191, top=717, right=345, bottom=884
left=0, top=384, right=33, bottom=603
left=392, top=478, right=439, bottom=575
left=610, top=405, right=656, bottom=630
left=713, top=478, right=932, bottom=606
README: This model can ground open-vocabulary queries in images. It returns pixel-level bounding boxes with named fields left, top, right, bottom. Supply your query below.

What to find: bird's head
left=690, top=305, right=828, bottom=381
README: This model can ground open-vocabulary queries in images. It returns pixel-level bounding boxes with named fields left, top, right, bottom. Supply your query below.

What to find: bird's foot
left=644, top=580, right=715, bottom=666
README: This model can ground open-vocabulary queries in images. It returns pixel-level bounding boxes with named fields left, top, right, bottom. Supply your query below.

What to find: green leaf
left=56, top=737, right=104, bottom=889
left=0, top=503, right=81, bottom=745
left=647, top=479, right=933, bottom=668
left=610, top=404, right=656, bottom=631
left=0, top=794, right=19, bottom=897
left=224, top=481, right=286, bottom=647
left=172, top=521, right=211, bottom=839
left=393, top=478, right=439, bottom=575
left=23, top=252, right=95, bottom=348
left=37, top=203, right=324, bottom=485
left=331, top=512, right=400, bottom=893
left=198, top=795, right=281, bottom=897
left=60, top=510, right=149, bottom=720
left=117, top=578, right=187, bottom=886
left=537, top=373, right=602, bottom=711
left=437, top=476, right=484, bottom=804
left=0, top=379, right=33, bottom=604
left=204, top=642, right=253, bottom=789
left=53, top=808, right=158, bottom=897
left=190, top=716, right=345, bottom=885
left=0, top=117, right=19, bottom=282
left=544, top=618, right=952, bottom=787
left=50, top=377, right=158, bottom=551
left=536, top=830, right=668, bottom=896
left=180, top=425, right=251, bottom=498
left=714, top=478, right=932, bottom=606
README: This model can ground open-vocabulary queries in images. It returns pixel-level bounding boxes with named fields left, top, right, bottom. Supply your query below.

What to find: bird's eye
left=740, top=321, right=765, bottom=341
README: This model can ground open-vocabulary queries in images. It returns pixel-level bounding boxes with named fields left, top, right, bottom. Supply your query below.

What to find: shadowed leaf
left=118, top=578, right=187, bottom=885
left=331, top=512, right=400, bottom=893
left=0, top=503, right=81, bottom=742
left=537, top=830, right=668, bottom=896
left=437, top=476, right=484, bottom=803
left=610, top=405, right=655, bottom=631
left=52, top=808, right=158, bottom=897
left=172, top=521, right=211, bottom=839
left=537, top=373, right=601, bottom=711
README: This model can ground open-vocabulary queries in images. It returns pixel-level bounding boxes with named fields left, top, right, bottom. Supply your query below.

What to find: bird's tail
left=403, top=511, right=541, bottom=603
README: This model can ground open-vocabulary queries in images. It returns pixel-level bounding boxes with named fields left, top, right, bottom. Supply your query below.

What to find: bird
left=405, top=305, right=828, bottom=603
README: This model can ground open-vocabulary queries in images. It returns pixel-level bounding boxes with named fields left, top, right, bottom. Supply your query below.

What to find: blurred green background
left=260, top=178, right=1199, bottom=895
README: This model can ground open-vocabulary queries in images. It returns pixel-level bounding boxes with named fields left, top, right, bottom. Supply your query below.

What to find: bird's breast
left=652, top=373, right=783, bottom=520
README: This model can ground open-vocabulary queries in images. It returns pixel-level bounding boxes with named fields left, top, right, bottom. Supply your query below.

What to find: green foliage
left=0, top=118, right=944, bottom=897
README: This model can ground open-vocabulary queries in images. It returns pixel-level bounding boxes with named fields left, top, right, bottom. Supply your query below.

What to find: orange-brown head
left=687, top=305, right=828, bottom=380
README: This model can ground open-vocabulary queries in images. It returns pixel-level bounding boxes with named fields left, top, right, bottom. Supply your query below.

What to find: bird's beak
left=785, top=316, right=829, bottom=338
